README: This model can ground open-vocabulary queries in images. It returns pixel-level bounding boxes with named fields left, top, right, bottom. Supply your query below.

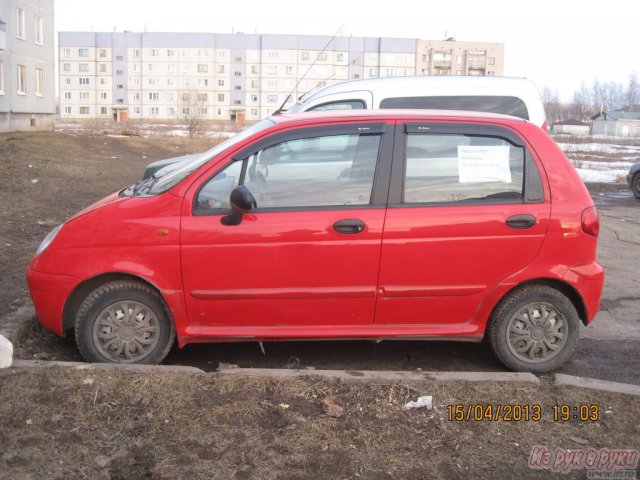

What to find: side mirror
left=221, top=185, right=257, bottom=226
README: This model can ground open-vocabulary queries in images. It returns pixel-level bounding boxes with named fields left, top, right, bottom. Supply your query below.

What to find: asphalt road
left=163, top=187, right=640, bottom=384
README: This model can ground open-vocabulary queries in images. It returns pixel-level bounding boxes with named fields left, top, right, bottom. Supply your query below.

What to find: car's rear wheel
left=632, top=173, right=640, bottom=199
left=487, top=285, right=580, bottom=373
left=74, top=280, right=175, bottom=364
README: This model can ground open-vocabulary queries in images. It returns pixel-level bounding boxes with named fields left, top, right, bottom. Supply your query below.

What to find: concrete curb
left=555, top=374, right=640, bottom=397
left=0, top=304, right=35, bottom=344
left=216, top=365, right=541, bottom=383
left=12, top=359, right=205, bottom=374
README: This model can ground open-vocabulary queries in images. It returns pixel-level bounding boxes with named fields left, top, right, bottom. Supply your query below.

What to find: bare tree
left=180, top=89, right=207, bottom=139
left=626, top=74, right=639, bottom=109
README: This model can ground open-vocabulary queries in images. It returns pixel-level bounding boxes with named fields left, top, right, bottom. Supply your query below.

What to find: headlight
left=36, top=224, right=63, bottom=256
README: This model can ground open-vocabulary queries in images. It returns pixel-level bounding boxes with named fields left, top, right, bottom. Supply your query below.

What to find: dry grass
left=0, top=368, right=638, bottom=479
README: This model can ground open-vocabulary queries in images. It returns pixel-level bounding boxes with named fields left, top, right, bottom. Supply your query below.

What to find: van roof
left=297, top=75, right=541, bottom=103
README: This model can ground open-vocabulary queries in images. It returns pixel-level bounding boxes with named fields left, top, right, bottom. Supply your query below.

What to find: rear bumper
left=27, top=267, right=79, bottom=336
left=565, top=261, right=605, bottom=324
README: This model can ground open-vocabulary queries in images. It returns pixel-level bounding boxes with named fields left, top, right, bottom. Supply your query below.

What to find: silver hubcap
left=506, top=302, right=568, bottom=364
left=92, top=301, right=160, bottom=363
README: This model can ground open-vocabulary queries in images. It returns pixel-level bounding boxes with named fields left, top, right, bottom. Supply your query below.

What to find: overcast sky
left=55, top=0, right=639, bottom=101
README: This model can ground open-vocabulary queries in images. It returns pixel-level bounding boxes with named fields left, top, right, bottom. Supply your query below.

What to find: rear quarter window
left=380, top=96, right=529, bottom=120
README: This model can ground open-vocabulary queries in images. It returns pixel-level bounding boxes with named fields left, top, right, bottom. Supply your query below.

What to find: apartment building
left=58, top=32, right=503, bottom=123
left=0, top=0, right=55, bottom=132
left=416, top=39, right=504, bottom=76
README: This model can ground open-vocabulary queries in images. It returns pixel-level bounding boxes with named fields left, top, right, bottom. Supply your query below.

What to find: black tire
left=487, top=285, right=580, bottom=373
left=74, top=280, right=175, bottom=364
left=632, top=173, right=640, bottom=200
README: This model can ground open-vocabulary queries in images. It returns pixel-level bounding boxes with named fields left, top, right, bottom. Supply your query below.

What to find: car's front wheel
left=74, top=280, right=175, bottom=364
left=632, top=173, right=640, bottom=199
left=487, top=285, right=580, bottom=373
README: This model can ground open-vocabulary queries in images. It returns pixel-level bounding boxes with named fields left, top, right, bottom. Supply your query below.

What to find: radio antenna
left=273, top=23, right=345, bottom=115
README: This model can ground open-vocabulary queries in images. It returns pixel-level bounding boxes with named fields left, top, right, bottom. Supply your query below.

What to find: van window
left=403, top=133, right=524, bottom=204
left=380, top=96, right=529, bottom=120
left=308, top=100, right=366, bottom=111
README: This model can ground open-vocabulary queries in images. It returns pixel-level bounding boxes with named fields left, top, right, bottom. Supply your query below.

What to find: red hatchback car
left=27, top=111, right=604, bottom=372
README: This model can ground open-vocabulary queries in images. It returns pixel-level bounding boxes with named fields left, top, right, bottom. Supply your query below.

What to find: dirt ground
left=1, top=130, right=639, bottom=478
left=1, top=367, right=638, bottom=479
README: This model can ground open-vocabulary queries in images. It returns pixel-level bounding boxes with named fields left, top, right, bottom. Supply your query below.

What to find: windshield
left=147, top=119, right=276, bottom=195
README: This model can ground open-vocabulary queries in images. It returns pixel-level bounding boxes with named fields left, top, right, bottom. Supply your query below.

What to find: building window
left=64, top=77, right=71, bottom=85
left=234, top=71, right=241, bottom=77
left=234, top=56, right=242, bottom=62
left=63, top=63, right=71, bottom=72
left=16, top=8, right=25, bottom=39
left=217, top=93, right=224, bottom=102
left=100, top=78, right=107, bottom=85
left=182, top=64, right=190, bottom=73
left=233, top=100, right=241, bottom=105
left=218, top=50, right=225, bottom=58
left=64, top=92, right=71, bottom=100
left=35, top=16, right=44, bottom=45
left=267, top=95, right=277, bottom=103
left=217, top=65, right=225, bottom=74
left=115, top=55, right=123, bottom=61
left=353, top=73, right=360, bottom=79
left=131, top=78, right=140, bottom=86
left=149, top=92, right=159, bottom=100
left=234, top=85, right=241, bottom=91
left=167, top=78, right=175, bottom=86
left=99, top=49, right=107, bottom=58
left=286, top=66, right=293, bottom=75
left=99, top=64, right=107, bottom=73
left=35, top=69, right=44, bottom=96
left=149, top=107, right=159, bottom=115
left=63, top=48, right=70, bottom=57
left=150, top=49, right=159, bottom=57
left=166, top=92, right=174, bottom=101
left=487, top=71, right=495, bottom=76
left=64, top=106, right=72, bottom=114
left=167, top=107, right=175, bottom=116
left=267, top=80, right=277, bottom=88
left=369, top=68, right=377, bottom=77
left=132, top=92, right=140, bottom=100
left=301, top=52, right=309, bottom=61
left=251, top=94, right=258, bottom=102
left=251, top=108, right=258, bottom=116
left=134, top=107, right=140, bottom=114
left=148, top=63, right=158, bottom=72
left=267, top=65, right=277, bottom=74
left=79, top=77, right=89, bottom=85
left=17, top=65, right=26, bottom=93
left=337, top=53, right=344, bottom=62
left=488, top=57, right=495, bottom=65
left=198, top=49, right=208, bottom=58
left=197, top=78, right=208, bottom=87
left=0, top=63, right=4, bottom=94
left=116, top=98, right=124, bottom=103
left=79, top=63, right=89, bottom=72
left=182, top=49, right=190, bottom=57
left=197, top=93, right=208, bottom=102
left=100, top=92, right=107, bottom=100
left=133, top=49, right=140, bottom=58
left=251, top=80, right=258, bottom=88
left=79, top=92, right=89, bottom=100
left=79, top=48, right=89, bottom=58
left=198, top=64, right=208, bottom=73
left=217, top=108, right=223, bottom=115
left=148, top=78, right=158, bottom=86
left=268, top=51, right=278, bottom=59
left=218, top=79, right=224, bottom=87
left=167, top=49, right=175, bottom=57
left=182, top=78, right=190, bottom=87
left=251, top=65, right=259, bottom=74
left=167, top=64, right=175, bottom=73
left=317, top=52, right=327, bottom=61
left=198, top=107, right=208, bottom=115
left=116, top=83, right=124, bottom=89
left=79, top=106, right=90, bottom=115
left=181, top=107, right=190, bottom=115
left=100, top=107, right=108, bottom=115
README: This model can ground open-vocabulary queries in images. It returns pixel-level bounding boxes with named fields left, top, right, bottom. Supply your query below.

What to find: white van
left=286, top=76, right=547, bottom=130
left=143, top=76, right=546, bottom=178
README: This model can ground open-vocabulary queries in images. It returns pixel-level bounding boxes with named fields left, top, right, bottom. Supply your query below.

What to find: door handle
left=333, top=219, right=366, bottom=234
left=506, top=214, right=537, bottom=229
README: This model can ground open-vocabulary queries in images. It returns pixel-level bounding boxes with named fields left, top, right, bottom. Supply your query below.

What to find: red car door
left=180, top=121, right=394, bottom=334
left=375, top=121, right=551, bottom=329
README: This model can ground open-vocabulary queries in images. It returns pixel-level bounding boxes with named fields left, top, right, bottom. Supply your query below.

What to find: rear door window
left=308, top=100, right=366, bottom=111
left=403, top=132, right=525, bottom=204
left=380, top=96, right=529, bottom=120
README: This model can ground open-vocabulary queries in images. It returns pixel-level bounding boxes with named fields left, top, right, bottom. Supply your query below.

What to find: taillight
left=581, top=207, right=600, bottom=237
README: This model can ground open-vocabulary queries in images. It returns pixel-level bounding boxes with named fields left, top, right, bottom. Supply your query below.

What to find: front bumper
left=27, top=267, right=79, bottom=336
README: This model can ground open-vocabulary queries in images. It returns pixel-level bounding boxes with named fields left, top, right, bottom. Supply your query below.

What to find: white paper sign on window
left=457, top=146, right=511, bottom=183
